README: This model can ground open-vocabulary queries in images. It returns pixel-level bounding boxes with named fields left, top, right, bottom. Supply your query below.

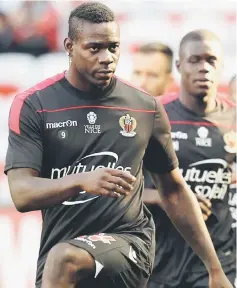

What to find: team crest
left=223, top=131, right=237, bottom=153
left=119, top=114, right=137, bottom=137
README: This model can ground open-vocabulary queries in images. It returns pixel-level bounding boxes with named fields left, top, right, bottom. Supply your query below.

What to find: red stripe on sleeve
left=9, top=72, right=65, bottom=135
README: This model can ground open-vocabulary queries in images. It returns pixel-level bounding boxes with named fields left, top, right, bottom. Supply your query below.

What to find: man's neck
left=66, top=68, right=92, bottom=92
left=65, top=68, right=112, bottom=96
left=179, top=87, right=217, bottom=116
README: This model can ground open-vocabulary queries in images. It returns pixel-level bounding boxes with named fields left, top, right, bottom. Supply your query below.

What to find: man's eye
left=109, top=45, right=119, bottom=52
left=189, top=56, right=199, bottom=63
left=90, top=47, right=99, bottom=53
left=208, top=57, right=217, bottom=64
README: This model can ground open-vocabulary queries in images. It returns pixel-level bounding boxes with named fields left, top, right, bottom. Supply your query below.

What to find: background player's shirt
left=229, top=183, right=237, bottom=229
left=229, top=162, right=237, bottom=230
left=4, top=72, right=178, bottom=285
left=147, top=93, right=236, bottom=285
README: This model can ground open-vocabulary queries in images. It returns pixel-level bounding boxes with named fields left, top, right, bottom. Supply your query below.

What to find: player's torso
left=36, top=77, right=155, bottom=235
left=164, top=97, right=236, bottom=237
left=40, top=82, right=153, bottom=183
left=166, top=99, right=235, bottom=200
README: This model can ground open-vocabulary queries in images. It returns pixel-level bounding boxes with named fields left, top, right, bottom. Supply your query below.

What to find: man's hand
left=209, top=269, right=233, bottom=288
left=78, top=168, right=136, bottom=198
left=196, top=194, right=212, bottom=221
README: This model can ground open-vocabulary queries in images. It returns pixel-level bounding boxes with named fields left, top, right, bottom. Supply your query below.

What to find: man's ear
left=176, top=59, right=181, bottom=74
left=64, top=37, right=73, bottom=57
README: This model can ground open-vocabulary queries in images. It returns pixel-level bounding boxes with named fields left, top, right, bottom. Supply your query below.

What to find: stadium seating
left=0, top=53, right=36, bottom=93
left=34, top=52, right=68, bottom=84
left=0, top=1, right=235, bottom=210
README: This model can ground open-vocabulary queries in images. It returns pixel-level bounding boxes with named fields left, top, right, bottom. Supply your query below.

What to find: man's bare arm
left=7, top=168, right=135, bottom=213
left=150, top=167, right=221, bottom=273
left=7, top=168, right=81, bottom=212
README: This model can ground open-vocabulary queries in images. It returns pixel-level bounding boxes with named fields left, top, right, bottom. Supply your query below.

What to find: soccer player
left=228, top=75, right=236, bottom=230
left=144, top=29, right=236, bottom=288
left=131, top=42, right=175, bottom=96
left=5, top=3, right=233, bottom=288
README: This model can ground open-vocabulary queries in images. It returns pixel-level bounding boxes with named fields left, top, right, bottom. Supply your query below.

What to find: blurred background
left=0, top=1, right=235, bottom=287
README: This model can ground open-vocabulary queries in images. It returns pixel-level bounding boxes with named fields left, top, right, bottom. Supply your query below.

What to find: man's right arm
left=7, top=168, right=79, bottom=212
left=7, top=167, right=135, bottom=212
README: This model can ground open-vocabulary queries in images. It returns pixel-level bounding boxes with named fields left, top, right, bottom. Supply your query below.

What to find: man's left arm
left=149, top=168, right=222, bottom=274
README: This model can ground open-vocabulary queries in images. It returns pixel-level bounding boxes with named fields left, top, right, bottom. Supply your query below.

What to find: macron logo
left=46, top=120, right=78, bottom=129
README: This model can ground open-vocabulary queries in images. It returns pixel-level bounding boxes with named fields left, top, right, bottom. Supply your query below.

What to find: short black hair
left=136, top=42, right=173, bottom=73
left=179, top=29, right=221, bottom=56
left=68, top=2, right=115, bottom=41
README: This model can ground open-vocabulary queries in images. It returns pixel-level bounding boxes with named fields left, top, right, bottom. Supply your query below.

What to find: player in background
left=131, top=42, right=176, bottom=96
left=5, top=3, right=233, bottom=288
left=143, top=29, right=236, bottom=288
left=228, top=74, right=236, bottom=231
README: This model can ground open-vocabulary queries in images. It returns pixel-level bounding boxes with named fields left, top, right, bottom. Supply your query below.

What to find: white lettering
left=46, top=120, right=78, bottom=129
left=46, top=123, right=53, bottom=129
left=51, top=166, right=71, bottom=179
left=228, top=187, right=237, bottom=228
left=74, top=237, right=96, bottom=249
left=229, top=190, right=237, bottom=206
left=84, top=125, right=101, bottom=134
left=171, top=131, right=188, bottom=140
left=195, top=184, right=228, bottom=200
left=195, top=137, right=212, bottom=147
left=52, top=152, right=132, bottom=205
left=66, top=120, right=72, bottom=126
left=172, top=140, right=179, bottom=151
left=205, top=170, right=217, bottom=183
left=181, top=159, right=232, bottom=200
left=182, top=167, right=231, bottom=185
left=51, top=153, right=132, bottom=179
left=125, top=167, right=132, bottom=172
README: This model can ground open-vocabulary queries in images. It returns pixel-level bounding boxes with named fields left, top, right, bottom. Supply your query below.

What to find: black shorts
left=65, top=232, right=155, bottom=288
left=147, top=262, right=236, bottom=288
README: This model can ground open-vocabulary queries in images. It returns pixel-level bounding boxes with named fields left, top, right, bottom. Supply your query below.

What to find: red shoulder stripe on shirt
left=9, top=72, right=65, bottom=135
left=114, top=75, right=152, bottom=96
left=159, top=93, right=179, bottom=105
left=36, top=105, right=156, bottom=113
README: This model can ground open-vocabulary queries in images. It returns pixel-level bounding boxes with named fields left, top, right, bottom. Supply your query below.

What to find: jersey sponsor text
left=50, top=151, right=132, bottom=205
left=46, top=120, right=77, bottom=129
left=180, top=159, right=232, bottom=200
left=51, top=151, right=131, bottom=179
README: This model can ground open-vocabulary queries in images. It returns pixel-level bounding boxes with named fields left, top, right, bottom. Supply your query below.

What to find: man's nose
left=198, top=60, right=211, bottom=73
left=99, top=49, right=113, bottom=64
